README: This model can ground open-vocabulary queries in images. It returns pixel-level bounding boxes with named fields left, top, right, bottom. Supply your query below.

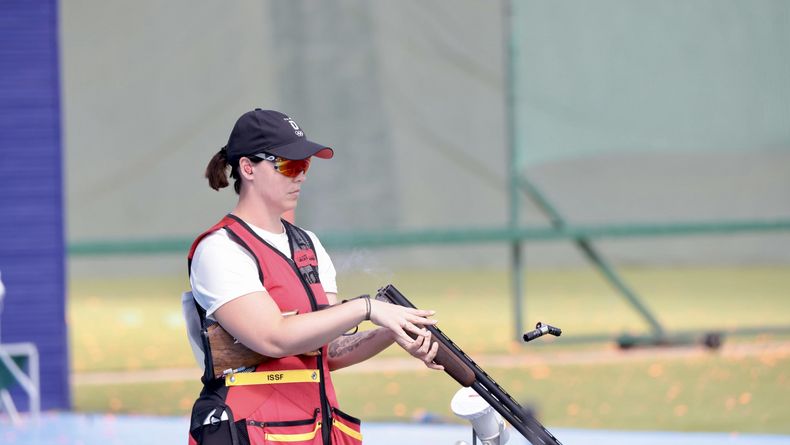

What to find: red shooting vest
left=187, top=215, right=362, bottom=445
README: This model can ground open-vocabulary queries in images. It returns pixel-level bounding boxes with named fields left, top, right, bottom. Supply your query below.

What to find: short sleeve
left=189, top=229, right=266, bottom=318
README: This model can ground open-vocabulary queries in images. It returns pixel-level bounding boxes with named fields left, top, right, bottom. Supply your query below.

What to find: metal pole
left=503, top=0, right=524, bottom=341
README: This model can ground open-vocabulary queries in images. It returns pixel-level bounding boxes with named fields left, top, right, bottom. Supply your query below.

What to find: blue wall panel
left=0, top=0, right=69, bottom=409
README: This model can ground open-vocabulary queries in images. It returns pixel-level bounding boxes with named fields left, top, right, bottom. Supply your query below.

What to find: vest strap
left=265, top=421, right=321, bottom=442
left=225, top=369, right=321, bottom=386
left=333, top=419, right=363, bottom=441
left=259, top=420, right=362, bottom=442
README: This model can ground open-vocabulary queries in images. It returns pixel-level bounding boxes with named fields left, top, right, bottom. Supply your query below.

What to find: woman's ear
left=240, top=158, right=254, bottom=177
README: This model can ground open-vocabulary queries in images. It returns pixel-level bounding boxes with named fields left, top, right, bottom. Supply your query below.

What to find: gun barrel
left=378, top=285, right=563, bottom=445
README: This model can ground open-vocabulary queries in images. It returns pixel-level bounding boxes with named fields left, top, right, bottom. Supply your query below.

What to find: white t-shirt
left=190, top=222, right=337, bottom=320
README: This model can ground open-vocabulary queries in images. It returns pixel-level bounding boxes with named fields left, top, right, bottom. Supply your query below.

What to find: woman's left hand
left=393, top=330, right=444, bottom=371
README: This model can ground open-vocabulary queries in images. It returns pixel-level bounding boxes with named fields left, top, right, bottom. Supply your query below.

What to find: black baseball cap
left=226, top=109, right=333, bottom=164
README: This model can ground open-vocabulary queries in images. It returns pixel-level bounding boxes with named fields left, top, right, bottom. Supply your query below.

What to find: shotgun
left=376, top=284, right=563, bottom=445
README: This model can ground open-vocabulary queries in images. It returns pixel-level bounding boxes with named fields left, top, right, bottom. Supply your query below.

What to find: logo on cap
left=284, top=117, right=304, bottom=137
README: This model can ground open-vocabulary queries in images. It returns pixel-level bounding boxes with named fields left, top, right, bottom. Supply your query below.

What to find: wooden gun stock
left=377, top=284, right=563, bottom=445
left=206, top=323, right=272, bottom=379
left=206, top=311, right=317, bottom=380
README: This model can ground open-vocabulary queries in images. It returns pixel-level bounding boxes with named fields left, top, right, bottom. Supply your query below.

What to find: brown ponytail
left=206, top=147, right=265, bottom=194
left=205, top=146, right=230, bottom=191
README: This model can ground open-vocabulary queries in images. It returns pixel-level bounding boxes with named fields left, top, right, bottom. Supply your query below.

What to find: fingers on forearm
left=417, top=334, right=432, bottom=354
left=403, top=322, right=428, bottom=338
left=394, top=328, right=416, bottom=345
left=408, top=308, right=436, bottom=317
left=404, top=307, right=438, bottom=324
left=411, top=318, right=438, bottom=328
left=425, top=342, right=443, bottom=370
left=398, top=331, right=426, bottom=351
left=425, top=340, right=438, bottom=360
left=407, top=311, right=438, bottom=325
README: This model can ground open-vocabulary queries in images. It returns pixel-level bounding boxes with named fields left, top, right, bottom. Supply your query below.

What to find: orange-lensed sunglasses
left=254, top=153, right=311, bottom=178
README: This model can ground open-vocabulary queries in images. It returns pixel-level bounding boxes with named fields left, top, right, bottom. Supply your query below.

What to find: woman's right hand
left=367, top=299, right=438, bottom=344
